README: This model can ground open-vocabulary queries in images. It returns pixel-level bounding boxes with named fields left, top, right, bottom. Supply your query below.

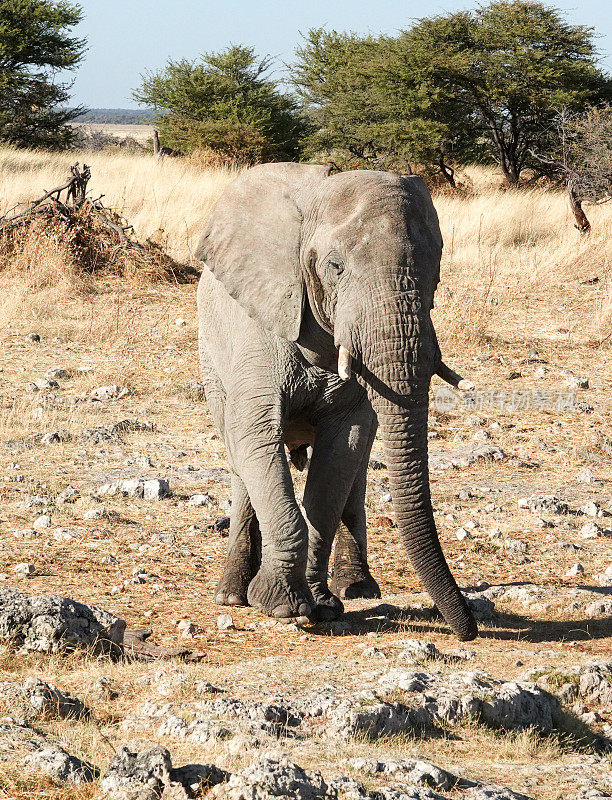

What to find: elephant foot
left=247, top=568, right=313, bottom=623
left=309, top=583, right=344, bottom=621
left=330, top=571, right=381, bottom=600
left=214, top=567, right=252, bottom=607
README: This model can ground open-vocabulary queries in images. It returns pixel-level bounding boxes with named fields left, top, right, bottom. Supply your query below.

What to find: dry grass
left=433, top=166, right=612, bottom=346
left=0, top=146, right=239, bottom=264
left=0, top=149, right=610, bottom=800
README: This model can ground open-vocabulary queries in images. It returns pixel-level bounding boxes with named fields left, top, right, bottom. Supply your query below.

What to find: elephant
left=195, top=162, right=478, bottom=642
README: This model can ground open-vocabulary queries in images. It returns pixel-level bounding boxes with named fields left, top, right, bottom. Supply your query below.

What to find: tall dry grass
left=433, top=166, right=611, bottom=346
left=0, top=150, right=610, bottom=345
left=0, top=146, right=239, bottom=263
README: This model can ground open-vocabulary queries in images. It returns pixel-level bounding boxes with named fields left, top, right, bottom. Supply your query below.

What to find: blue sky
left=71, top=0, right=612, bottom=109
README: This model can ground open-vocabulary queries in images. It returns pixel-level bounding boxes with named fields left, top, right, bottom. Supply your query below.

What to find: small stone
left=187, top=493, right=213, bottom=507
left=40, top=430, right=69, bottom=446
left=534, top=366, right=548, bottom=379
left=361, top=646, right=387, bottom=659
left=26, top=332, right=40, bottom=342
left=576, top=467, right=595, bottom=483
left=565, top=374, right=589, bottom=389
left=558, top=540, right=579, bottom=552
left=149, top=533, right=176, bottom=545
left=565, top=563, right=584, bottom=577
left=0, top=587, right=125, bottom=654
left=83, top=507, right=105, bottom=520
left=504, top=538, right=528, bottom=554
left=100, top=741, right=172, bottom=799
left=585, top=599, right=612, bottom=618
left=53, top=528, right=79, bottom=542
left=507, top=370, right=521, bottom=380
left=518, top=494, right=569, bottom=515
left=455, top=527, right=473, bottom=541
left=534, top=517, right=553, bottom=528
left=374, top=515, right=395, bottom=528
left=465, top=415, right=485, bottom=427
left=580, top=501, right=604, bottom=517
left=33, top=514, right=52, bottom=530
left=90, top=384, right=131, bottom=401
left=45, top=367, right=67, bottom=379
left=174, top=317, right=187, bottom=326
left=581, top=521, right=603, bottom=538
left=175, top=619, right=196, bottom=638
left=56, top=486, right=79, bottom=504
left=27, top=379, right=59, bottom=392
left=13, top=528, right=40, bottom=539
left=461, top=591, right=495, bottom=619
left=24, top=745, right=98, bottom=785
left=217, top=614, right=235, bottom=630
left=143, top=479, right=170, bottom=501
left=212, top=516, right=230, bottom=533
left=13, top=563, right=36, bottom=576
left=380, top=492, right=392, bottom=503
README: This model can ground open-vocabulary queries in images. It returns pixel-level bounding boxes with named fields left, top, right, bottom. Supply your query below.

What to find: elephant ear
left=197, top=163, right=331, bottom=341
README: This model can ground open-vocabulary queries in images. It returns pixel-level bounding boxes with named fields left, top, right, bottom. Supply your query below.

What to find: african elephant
left=196, top=162, right=478, bottom=642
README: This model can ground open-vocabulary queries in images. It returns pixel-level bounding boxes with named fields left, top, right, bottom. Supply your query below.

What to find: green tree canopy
left=292, top=2, right=611, bottom=184
left=0, top=0, right=85, bottom=149
left=133, top=45, right=308, bottom=163
left=393, top=0, right=610, bottom=184
left=292, top=28, right=476, bottom=180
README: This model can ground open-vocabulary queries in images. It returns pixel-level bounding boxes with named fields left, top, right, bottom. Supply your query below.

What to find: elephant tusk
left=436, top=361, right=474, bottom=391
left=337, top=346, right=352, bottom=381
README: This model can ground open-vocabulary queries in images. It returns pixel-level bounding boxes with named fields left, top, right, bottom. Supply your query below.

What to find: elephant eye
left=324, top=251, right=344, bottom=276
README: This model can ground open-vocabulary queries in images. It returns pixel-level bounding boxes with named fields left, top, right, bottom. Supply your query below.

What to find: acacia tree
left=133, top=45, right=308, bottom=163
left=293, top=3, right=610, bottom=184
left=0, top=0, right=85, bottom=149
left=393, top=1, right=610, bottom=185
left=292, top=28, right=475, bottom=180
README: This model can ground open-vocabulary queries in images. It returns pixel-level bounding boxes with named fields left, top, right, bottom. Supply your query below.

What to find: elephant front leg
left=227, top=417, right=314, bottom=622
left=215, top=474, right=261, bottom=607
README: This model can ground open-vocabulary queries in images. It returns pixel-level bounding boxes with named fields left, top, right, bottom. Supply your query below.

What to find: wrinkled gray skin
left=196, top=163, right=478, bottom=642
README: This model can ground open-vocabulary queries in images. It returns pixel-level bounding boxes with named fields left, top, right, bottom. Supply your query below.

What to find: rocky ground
left=0, top=283, right=610, bottom=800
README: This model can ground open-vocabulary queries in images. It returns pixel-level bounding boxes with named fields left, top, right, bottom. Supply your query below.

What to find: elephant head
left=197, top=162, right=477, bottom=641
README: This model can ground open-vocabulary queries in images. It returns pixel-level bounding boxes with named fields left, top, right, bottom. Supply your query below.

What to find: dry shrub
left=0, top=218, right=85, bottom=290
left=184, top=147, right=247, bottom=171
left=0, top=194, right=195, bottom=285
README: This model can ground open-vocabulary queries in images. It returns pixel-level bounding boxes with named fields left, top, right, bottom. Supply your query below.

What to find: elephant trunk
left=374, top=398, right=477, bottom=641
left=355, top=295, right=478, bottom=641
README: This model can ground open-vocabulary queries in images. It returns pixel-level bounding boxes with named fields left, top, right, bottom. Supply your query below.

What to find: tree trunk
left=568, top=183, right=591, bottom=233
left=438, top=151, right=456, bottom=188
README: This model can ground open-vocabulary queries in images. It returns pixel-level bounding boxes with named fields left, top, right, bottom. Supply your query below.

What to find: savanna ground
left=0, top=142, right=610, bottom=799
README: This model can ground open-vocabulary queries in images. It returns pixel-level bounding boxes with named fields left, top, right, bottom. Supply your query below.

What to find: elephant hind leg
left=329, top=414, right=381, bottom=601
left=331, top=521, right=381, bottom=600
left=215, top=474, right=261, bottom=607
